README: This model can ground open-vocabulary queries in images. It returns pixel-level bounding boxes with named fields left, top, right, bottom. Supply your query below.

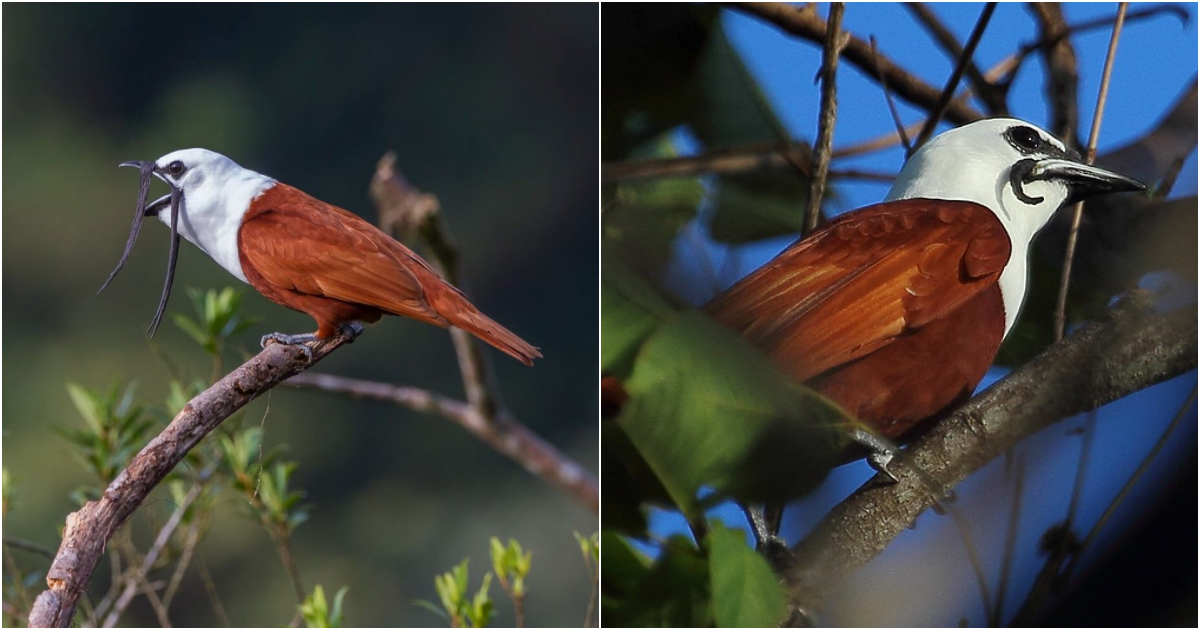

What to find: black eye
left=1008, top=126, right=1042, bottom=152
left=167, top=160, right=186, bottom=177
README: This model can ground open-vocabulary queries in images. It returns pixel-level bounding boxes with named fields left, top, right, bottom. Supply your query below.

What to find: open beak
left=101, top=158, right=184, bottom=338
left=1032, top=158, right=1146, bottom=202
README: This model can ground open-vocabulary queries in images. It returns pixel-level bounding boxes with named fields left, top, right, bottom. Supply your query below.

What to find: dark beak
left=101, top=159, right=184, bottom=338
left=1032, top=158, right=1146, bottom=203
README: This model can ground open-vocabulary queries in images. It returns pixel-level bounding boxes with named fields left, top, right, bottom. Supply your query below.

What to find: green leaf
left=707, top=524, right=787, bottom=628
left=600, top=255, right=677, bottom=374
left=329, top=586, right=348, bottom=628
left=172, top=313, right=212, bottom=350
left=619, top=311, right=845, bottom=514
left=602, top=535, right=713, bottom=627
left=65, top=383, right=102, bottom=433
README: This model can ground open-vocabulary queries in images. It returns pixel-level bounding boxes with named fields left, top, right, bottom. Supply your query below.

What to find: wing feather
left=704, top=199, right=1011, bottom=382
left=239, top=185, right=447, bottom=325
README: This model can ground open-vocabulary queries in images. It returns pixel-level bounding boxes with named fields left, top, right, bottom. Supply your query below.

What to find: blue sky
left=646, top=4, right=1197, bottom=625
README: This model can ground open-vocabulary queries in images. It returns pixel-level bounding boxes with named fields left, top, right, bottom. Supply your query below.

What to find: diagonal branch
left=287, top=152, right=600, bottom=513
left=911, top=2, right=997, bottom=151
left=904, top=3, right=1009, bottom=115
left=286, top=372, right=599, bottom=513
left=27, top=335, right=353, bottom=627
left=730, top=2, right=985, bottom=125
left=783, top=294, right=1197, bottom=613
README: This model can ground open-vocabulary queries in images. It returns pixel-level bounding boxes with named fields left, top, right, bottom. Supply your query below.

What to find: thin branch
left=943, top=503, right=994, bottom=624
left=904, top=3, right=1008, bottom=115
left=287, top=372, right=599, bottom=513
left=730, top=2, right=984, bottom=125
left=27, top=334, right=353, bottom=628
left=912, top=3, right=997, bottom=151
left=1073, top=385, right=1195, bottom=565
left=805, top=2, right=844, bottom=232
left=868, top=36, right=914, bottom=157
left=2, top=538, right=56, bottom=561
left=371, top=152, right=494, bottom=415
left=782, top=294, right=1197, bottom=613
left=602, top=140, right=811, bottom=182
left=324, top=152, right=597, bottom=512
left=1053, top=3, right=1129, bottom=342
left=1028, top=3, right=1080, bottom=143
left=196, top=554, right=231, bottom=627
left=992, top=456, right=1026, bottom=627
left=101, top=461, right=219, bottom=627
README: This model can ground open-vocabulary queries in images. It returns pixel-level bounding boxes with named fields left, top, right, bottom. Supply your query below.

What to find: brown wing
left=239, top=184, right=449, bottom=327
left=704, top=199, right=1011, bottom=382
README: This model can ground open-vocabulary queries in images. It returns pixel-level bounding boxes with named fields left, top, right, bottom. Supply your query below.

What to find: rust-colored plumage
left=238, top=184, right=541, bottom=365
left=704, top=199, right=1010, bottom=438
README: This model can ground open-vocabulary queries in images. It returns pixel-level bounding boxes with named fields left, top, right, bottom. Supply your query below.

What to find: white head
left=885, top=118, right=1144, bottom=335
left=886, top=118, right=1143, bottom=246
left=127, top=148, right=276, bottom=283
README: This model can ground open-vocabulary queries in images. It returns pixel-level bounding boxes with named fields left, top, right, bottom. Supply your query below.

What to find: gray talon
left=340, top=322, right=365, bottom=341
left=853, top=429, right=902, bottom=483
left=261, top=332, right=317, bottom=360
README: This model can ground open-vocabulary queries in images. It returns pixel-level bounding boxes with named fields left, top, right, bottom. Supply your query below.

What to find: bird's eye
left=1007, top=126, right=1042, bottom=152
left=167, top=160, right=186, bottom=177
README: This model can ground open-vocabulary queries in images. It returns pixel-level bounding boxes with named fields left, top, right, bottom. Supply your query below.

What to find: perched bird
left=101, top=149, right=541, bottom=365
left=705, top=118, right=1144, bottom=444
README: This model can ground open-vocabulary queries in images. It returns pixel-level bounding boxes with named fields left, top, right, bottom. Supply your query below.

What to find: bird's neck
left=157, top=170, right=276, bottom=283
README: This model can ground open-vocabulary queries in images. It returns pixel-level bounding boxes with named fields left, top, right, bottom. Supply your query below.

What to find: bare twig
left=1029, top=4, right=1080, bottom=143
left=904, top=3, right=1008, bottom=115
left=868, top=36, right=914, bottom=156
left=287, top=373, right=599, bottom=513
left=197, top=554, right=231, bottom=627
left=805, top=3, right=844, bottom=232
left=1053, top=3, right=1129, bottom=342
left=2, top=538, right=56, bottom=560
left=943, top=503, right=994, bottom=624
left=27, top=334, right=353, bottom=628
left=101, top=461, right=219, bottom=627
left=280, top=152, right=600, bottom=513
left=912, top=3, right=997, bottom=151
left=730, top=2, right=984, bottom=124
left=992, top=456, right=1026, bottom=627
left=783, top=295, right=1197, bottom=613
left=371, top=152, right=495, bottom=415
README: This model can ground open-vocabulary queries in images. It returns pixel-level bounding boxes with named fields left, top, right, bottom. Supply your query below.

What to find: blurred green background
left=3, top=4, right=597, bottom=627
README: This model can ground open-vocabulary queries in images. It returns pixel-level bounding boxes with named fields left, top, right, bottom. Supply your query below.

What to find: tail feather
left=431, top=289, right=541, bottom=366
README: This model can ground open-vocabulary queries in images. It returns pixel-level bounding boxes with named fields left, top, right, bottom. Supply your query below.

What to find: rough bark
left=784, top=296, right=1197, bottom=613
left=27, top=337, right=349, bottom=628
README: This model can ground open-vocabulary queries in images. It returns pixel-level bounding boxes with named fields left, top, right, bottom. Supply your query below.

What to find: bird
left=704, top=118, right=1144, bottom=448
left=101, top=149, right=541, bottom=366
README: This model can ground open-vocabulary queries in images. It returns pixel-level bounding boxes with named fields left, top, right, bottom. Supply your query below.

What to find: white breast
left=158, top=171, right=275, bottom=283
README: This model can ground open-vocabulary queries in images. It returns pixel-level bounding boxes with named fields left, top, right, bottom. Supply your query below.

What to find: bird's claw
left=339, top=321, right=365, bottom=342
left=852, top=429, right=902, bottom=484
left=261, top=332, right=316, bottom=360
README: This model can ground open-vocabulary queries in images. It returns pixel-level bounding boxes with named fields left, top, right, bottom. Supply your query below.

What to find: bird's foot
left=339, top=322, right=365, bottom=342
left=261, top=332, right=316, bottom=360
left=852, top=429, right=901, bottom=484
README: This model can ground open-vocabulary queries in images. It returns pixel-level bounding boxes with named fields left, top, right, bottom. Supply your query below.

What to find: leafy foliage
left=423, top=559, right=494, bottom=628
left=56, top=381, right=156, bottom=485
left=489, top=537, right=531, bottom=601
left=300, top=585, right=349, bottom=628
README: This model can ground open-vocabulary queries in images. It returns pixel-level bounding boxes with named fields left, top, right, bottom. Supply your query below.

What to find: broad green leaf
left=602, top=535, right=713, bottom=628
left=619, top=311, right=845, bottom=514
left=600, top=254, right=677, bottom=374
left=707, top=524, right=787, bottom=628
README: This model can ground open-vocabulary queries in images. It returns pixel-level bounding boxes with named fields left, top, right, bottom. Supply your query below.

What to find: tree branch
left=729, top=2, right=984, bottom=125
left=783, top=295, right=1197, bottom=613
left=27, top=335, right=352, bottom=628
left=287, top=373, right=598, bottom=512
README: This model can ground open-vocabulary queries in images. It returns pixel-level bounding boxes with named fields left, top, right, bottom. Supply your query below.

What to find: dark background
left=3, top=4, right=597, bottom=627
